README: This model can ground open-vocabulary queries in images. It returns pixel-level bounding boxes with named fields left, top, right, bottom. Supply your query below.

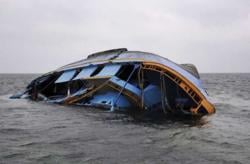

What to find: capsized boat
left=12, top=48, right=215, bottom=116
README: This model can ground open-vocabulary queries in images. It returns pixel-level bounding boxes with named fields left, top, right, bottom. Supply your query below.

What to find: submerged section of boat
left=12, top=48, right=215, bottom=116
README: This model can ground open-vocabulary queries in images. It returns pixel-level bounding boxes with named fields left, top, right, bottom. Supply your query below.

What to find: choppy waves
left=0, top=73, right=249, bottom=164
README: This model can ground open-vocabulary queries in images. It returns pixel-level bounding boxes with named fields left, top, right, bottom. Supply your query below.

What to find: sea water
left=0, top=73, right=249, bottom=164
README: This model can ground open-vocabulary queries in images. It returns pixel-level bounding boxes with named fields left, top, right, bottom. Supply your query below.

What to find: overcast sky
left=0, top=0, right=249, bottom=73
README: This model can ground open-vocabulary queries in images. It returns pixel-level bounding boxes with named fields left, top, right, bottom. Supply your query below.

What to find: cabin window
left=73, top=66, right=98, bottom=80
left=94, top=64, right=121, bottom=77
left=55, top=70, right=76, bottom=83
left=90, top=65, right=104, bottom=77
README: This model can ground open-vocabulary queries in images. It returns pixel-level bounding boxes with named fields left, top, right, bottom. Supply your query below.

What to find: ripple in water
left=0, top=73, right=249, bottom=164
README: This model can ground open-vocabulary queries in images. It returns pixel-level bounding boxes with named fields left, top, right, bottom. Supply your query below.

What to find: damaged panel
left=89, top=91, right=132, bottom=109
left=109, top=76, right=141, bottom=97
left=94, top=64, right=121, bottom=78
left=55, top=70, right=76, bottom=83
left=73, top=66, right=98, bottom=80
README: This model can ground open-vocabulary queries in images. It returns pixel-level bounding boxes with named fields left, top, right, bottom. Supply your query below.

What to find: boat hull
left=11, top=48, right=215, bottom=116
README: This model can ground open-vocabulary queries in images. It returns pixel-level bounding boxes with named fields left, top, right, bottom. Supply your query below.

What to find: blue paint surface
left=89, top=91, right=131, bottom=108
left=143, top=84, right=161, bottom=108
left=55, top=70, right=76, bottom=83
left=73, top=66, right=97, bottom=80
left=109, top=76, right=141, bottom=97
left=95, top=64, right=121, bottom=77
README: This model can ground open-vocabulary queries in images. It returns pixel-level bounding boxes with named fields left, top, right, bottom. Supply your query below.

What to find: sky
left=0, top=0, right=249, bottom=73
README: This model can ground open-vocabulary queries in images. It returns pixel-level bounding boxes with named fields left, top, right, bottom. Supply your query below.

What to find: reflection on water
left=0, top=73, right=249, bottom=164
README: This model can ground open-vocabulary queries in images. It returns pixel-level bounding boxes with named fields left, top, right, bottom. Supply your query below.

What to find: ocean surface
left=0, top=73, right=249, bottom=164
